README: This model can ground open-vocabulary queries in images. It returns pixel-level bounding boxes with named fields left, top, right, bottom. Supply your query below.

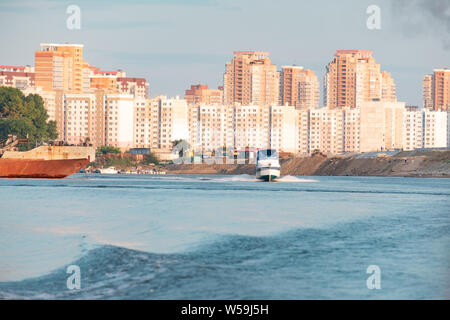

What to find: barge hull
left=0, top=158, right=90, bottom=178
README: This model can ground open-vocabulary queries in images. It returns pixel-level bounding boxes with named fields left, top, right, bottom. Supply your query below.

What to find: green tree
left=0, top=87, right=57, bottom=147
left=96, top=145, right=121, bottom=155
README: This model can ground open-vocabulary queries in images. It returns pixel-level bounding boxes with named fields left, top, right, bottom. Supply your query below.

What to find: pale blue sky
left=0, top=0, right=449, bottom=106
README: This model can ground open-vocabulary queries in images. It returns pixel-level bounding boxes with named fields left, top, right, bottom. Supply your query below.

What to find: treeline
left=0, top=87, right=57, bottom=148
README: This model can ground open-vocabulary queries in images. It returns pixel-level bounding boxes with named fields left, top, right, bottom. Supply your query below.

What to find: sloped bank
left=162, top=151, right=450, bottom=177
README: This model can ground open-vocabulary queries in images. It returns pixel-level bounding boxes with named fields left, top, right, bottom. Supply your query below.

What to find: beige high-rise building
left=381, top=71, right=396, bottom=102
left=280, top=66, right=319, bottom=109
left=434, top=69, right=450, bottom=111
left=133, top=96, right=189, bottom=150
left=63, top=93, right=98, bottom=145
left=185, top=84, right=223, bottom=105
left=359, top=101, right=405, bottom=152
left=35, top=43, right=86, bottom=93
left=324, top=50, right=396, bottom=109
left=270, top=105, right=297, bottom=153
left=295, top=110, right=310, bottom=154
left=423, top=69, right=450, bottom=111
left=224, top=51, right=279, bottom=105
left=308, top=108, right=345, bottom=155
left=233, top=104, right=271, bottom=150
left=197, top=104, right=233, bottom=152
left=422, top=74, right=434, bottom=109
left=133, top=98, right=160, bottom=149
left=343, top=107, right=361, bottom=153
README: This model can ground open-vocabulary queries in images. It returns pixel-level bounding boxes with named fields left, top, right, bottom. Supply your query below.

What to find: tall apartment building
left=63, top=93, right=99, bottom=145
left=184, top=84, right=223, bottom=105
left=324, top=50, right=396, bottom=109
left=233, top=104, right=271, bottom=150
left=133, top=98, right=159, bottom=149
left=308, top=108, right=345, bottom=155
left=270, top=105, right=297, bottom=153
left=61, top=92, right=133, bottom=148
left=280, top=66, right=319, bottom=109
left=423, top=69, right=450, bottom=111
left=104, top=94, right=134, bottom=148
left=381, top=71, right=397, bottom=102
left=422, top=74, right=434, bottom=109
left=403, top=108, right=450, bottom=150
left=188, top=104, right=200, bottom=149
left=133, top=96, right=189, bottom=150
left=359, top=101, right=405, bottom=152
left=35, top=43, right=87, bottom=93
left=423, top=110, right=449, bottom=148
left=403, top=108, right=424, bottom=151
left=295, top=110, right=310, bottom=154
left=224, top=51, right=279, bottom=105
left=188, top=104, right=303, bottom=154
left=197, top=104, right=233, bottom=152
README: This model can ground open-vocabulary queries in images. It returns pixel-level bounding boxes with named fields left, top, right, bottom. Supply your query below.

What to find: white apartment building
left=403, top=109, right=424, bottom=151
left=270, top=105, right=297, bottom=153
left=197, top=104, right=233, bottom=152
left=233, top=104, right=271, bottom=150
left=423, top=110, right=449, bottom=148
left=133, top=96, right=189, bottom=150
left=159, top=96, right=189, bottom=149
left=105, top=94, right=134, bottom=148
left=63, top=93, right=97, bottom=145
left=308, top=108, right=346, bottom=155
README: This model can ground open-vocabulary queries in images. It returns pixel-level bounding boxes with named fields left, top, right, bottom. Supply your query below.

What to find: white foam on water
left=277, top=175, right=318, bottom=183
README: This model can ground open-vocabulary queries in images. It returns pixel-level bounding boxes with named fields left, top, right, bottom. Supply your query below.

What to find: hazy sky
left=0, top=0, right=449, bottom=106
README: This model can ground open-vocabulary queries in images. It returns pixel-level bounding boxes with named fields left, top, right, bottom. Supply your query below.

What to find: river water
left=0, top=174, right=449, bottom=299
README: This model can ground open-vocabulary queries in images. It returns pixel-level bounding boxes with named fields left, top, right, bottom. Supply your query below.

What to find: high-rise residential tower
left=324, top=50, right=396, bottom=109
left=280, top=66, right=319, bottom=109
left=423, top=69, right=450, bottom=111
left=423, top=74, right=434, bottom=109
left=224, top=51, right=279, bottom=105
left=35, top=43, right=87, bottom=93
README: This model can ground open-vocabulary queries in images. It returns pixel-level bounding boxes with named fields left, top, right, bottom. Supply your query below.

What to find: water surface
left=0, top=174, right=449, bottom=299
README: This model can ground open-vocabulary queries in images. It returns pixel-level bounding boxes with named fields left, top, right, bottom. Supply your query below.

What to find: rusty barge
left=0, top=136, right=94, bottom=179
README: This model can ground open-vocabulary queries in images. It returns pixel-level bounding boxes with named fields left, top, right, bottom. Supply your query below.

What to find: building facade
left=280, top=66, right=319, bottom=109
left=35, top=43, right=87, bottom=93
left=324, top=50, right=396, bottom=109
left=224, top=51, right=279, bottom=105
left=423, top=69, right=450, bottom=111
left=184, top=84, right=223, bottom=105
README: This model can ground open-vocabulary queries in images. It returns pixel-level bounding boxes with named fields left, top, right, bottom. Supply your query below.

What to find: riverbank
left=162, top=150, right=450, bottom=177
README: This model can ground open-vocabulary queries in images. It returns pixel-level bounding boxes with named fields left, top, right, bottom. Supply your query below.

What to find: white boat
left=256, top=149, right=280, bottom=182
left=99, top=166, right=119, bottom=174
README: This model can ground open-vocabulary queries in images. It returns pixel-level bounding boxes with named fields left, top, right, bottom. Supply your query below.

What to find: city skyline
left=0, top=0, right=449, bottom=106
left=2, top=43, right=448, bottom=109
